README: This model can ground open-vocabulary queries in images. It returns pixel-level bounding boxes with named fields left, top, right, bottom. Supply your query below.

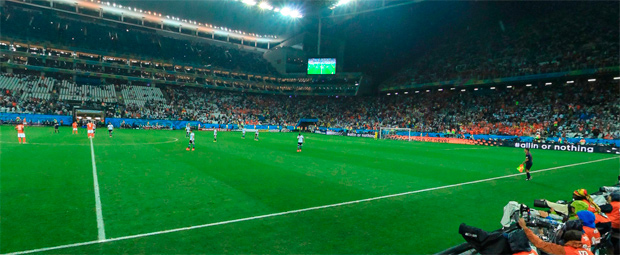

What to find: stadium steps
left=116, top=90, right=124, bottom=104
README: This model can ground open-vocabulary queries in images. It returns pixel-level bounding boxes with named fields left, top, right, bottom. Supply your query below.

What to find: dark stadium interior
left=0, top=0, right=619, bottom=254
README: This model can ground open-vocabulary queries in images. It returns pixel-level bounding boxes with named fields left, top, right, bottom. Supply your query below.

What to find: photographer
left=517, top=217, right=593, bottom=255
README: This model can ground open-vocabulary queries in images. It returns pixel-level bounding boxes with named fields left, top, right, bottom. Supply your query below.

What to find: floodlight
left=258, top=2, right=273, bottom=10
left=280, top=7, right=292, bottom=16
left=242, top=0, right=257, bottom=6
left=290, top=9, right=302, bottom=18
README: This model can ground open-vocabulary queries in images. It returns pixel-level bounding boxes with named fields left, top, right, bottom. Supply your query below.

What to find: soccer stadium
left=1, top=0, right=619, bottom=254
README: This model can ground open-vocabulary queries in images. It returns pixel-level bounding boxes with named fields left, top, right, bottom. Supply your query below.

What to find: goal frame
left=379, top=127, right=412, bottom=141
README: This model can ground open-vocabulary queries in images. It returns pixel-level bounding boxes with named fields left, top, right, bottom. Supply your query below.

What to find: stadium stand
left=58, top=82, right=117, bottom=103
left=383, top=2, right=619, bottom=88
left=120, top=85, right=166, bottom=107
left=1, top=73, right=618, bottom=141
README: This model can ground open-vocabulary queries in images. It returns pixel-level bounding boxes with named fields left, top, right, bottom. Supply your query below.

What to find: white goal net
left=379, top=127, right=412, bottom=141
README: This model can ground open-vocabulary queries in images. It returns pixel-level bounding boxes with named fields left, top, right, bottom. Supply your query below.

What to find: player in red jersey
left=15, top=123, right=26, bottom=144
left=87, top=121, right=95, bottom=138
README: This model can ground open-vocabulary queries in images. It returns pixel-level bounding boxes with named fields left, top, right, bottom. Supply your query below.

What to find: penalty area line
left=4, top=156, right=618, bottom=255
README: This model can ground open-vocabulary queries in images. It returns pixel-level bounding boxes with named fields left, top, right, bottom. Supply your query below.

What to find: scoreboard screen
left=307, top=58, right=336, bottom=75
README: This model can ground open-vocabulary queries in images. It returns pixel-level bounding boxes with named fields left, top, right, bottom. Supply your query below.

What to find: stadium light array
left=490, top=87, right=495, bottom=90
left=330, top=0, right=355, bottom=9
left=566, top=81, right=574, bottom=84
left=474, top=88, right=479, bottom=91
left=526, top=84, right=532, bottom=87
left=461, top=89, right=466, bottom=92
left=507, top=85, right=513, bottom=88
left=89, top=0, right=280, bottom=38
left=450, top=88, right=455, bottom=90
left=258, top=2, right=274, bottom=10
left=544, top=82, right=551, bottom=85
left=404, top=92, right=409, bottom=94
left=614, top=77, right=620, bottom=80
left=236, top=0, right=302, bottom=18
left=588, top=78, right=596, bottom=82
left=438, top=89, right=443, bottom=91
left=415, top=91, right=419, bottom=93
left=242, top=0, right=257, bottom=6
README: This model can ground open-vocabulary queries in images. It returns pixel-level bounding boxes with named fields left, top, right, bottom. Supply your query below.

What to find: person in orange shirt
left=576, top=210, right=600, bottom=250
left=605, top=192, right=620, bottom=254
left=518, top=218, right=593, bottom=255
left=87, top=121, right=95, bottom=138
left=606, top=192, right=620, bottom=230
left=72, top=121, right=78, bottom=134
left=573, top=189, right=611, bottom=224
left=15, top=123, right=26, bottom=144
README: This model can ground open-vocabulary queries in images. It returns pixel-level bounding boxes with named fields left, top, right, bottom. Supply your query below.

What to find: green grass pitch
left=1, top=126, right=618, bottom=254
left=307, top=63, right=336, bottom=75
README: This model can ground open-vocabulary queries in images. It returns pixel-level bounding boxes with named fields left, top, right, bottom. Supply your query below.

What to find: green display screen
left=307, top=58, right=336, bottom=75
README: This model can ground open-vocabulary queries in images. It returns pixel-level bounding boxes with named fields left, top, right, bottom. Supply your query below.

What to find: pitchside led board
left=307, top=58, right=336, bottom=75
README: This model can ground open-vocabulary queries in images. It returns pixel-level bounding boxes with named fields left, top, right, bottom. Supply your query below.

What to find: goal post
left=379, top=127, right=412, bottom=141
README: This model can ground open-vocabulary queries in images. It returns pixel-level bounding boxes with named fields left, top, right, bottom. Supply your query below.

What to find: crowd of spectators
left=384, top=2, right=619, bottom=87
left=0, top=73, right=70, bottom=115
left=1, top=5, right=277, bottom=75
left=2, top=73, right=618, bottom=141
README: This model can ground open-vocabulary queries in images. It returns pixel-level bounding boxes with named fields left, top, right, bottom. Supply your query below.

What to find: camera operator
left=517, top=217, right=593, bottom=255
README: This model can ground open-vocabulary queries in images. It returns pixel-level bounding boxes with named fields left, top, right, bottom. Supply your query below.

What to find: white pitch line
left=4, top=156, right=618, bottom=255
left=89, top=138, right=106, bottom=241
left=0, top=138, right=179, bottom=146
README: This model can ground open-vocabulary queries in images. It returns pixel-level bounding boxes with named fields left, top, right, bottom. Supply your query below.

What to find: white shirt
left=242, top=129, right=246, bottom=134
left=186, top=126, right=191, bottom=132
left=255, top=131, right=259, bottom=136
left=189, top=133, right=195, bottom=141
left=297, top=135, right=304, bottom=143
left=108, top=124, right=113, bottom=130
left=214, top=130, right=217, bottom=136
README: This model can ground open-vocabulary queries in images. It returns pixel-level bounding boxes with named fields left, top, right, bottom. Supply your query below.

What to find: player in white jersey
left=186, top=125, right=191, bottom=137
left=254, top=130, right=259, bottom=141
left=107, top=122, right=114, bottom=138
left=213, top=129, right=217, bottom=142
left=297, top=133, right=304, bottom=152
left=186, top=131, right=195, bottom=151
left=242, top=129, right=246, bottom=139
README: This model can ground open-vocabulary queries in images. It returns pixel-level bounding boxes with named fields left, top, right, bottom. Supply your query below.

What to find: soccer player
left=186, top=124, right=191, bottom=137
left=297, top=133, right=304, bottom=152
left=187, top=131, right=195, bottom=151
left=242, top=129, right=246, bottom=139
left=254, top=130, right=259, bottom=141
left=107, top=122, right=114, bottom=138
left=54, top=119, right=59, bottom=133
left=15, top=123, right=26, bottom=144
left=213, top=128, right=217, bottom=142
left=87, top=121, right=95, bottom=138
left=72, top=121, right=78, bottom=134
left=523, top=148, right=533, bottom=181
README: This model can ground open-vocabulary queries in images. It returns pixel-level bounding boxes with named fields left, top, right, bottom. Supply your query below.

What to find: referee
left=523, top=148, right=533, bottom=181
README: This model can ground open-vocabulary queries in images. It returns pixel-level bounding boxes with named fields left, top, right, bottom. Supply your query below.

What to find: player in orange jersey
left=87, top=121, right=95, bottom=138
left=72, top=121, right=78, bottom=134
left=15, top=123, right=26, bottom=144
